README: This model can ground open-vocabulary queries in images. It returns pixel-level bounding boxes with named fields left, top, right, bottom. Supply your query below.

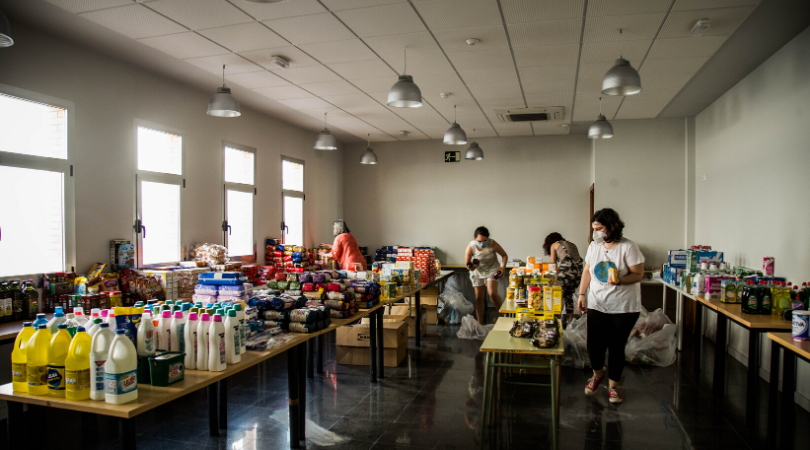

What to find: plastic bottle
left=225, top=310, right=241, bottom=364
left=11, top=322, right=35, bottom=392
left=105, top=329, right=138, bottom=405
left=101, top=309, right=109, bottom=320
left=208, top=314, right=226, bottom=372
left=47, top=324, right=71, bottom=397
left=758, top=280, right=772, bottom=315
left=65, top=327, right=92, bottom=400
left=87, top=318, right=103, bottom=337
left=26, top=324, right=52, bottom=396
left=693, top=271, right=706, bottom=296
left=741, top=280, right=757, bottom=314
left=184, top=312, right=198, bottom=370
left=9, top=280, right=23, bottom=321
left=32, top=313, right=49, bottom=330
left=197, top=313, right=210, bottom=371
left=23, top=281, right=39, bottom=320
left=0, top=282, right=9, bottom=324
left=170, top=311, right=186, bottom=352
left=73, top=308, right=88, bottom=327
left=137, top=312, right=156, bottom=356
left=234, top=304, right=246, bottom=355
left=89, top=323, right=115, bottom=401
left=157, top=310, right=172, bottom=351
left=151, top=306, right=161, bottom=328
left=47, top=312, right=66, bottom=334
left=64, top=313, right=78, bottom=337
left=106, top=310, right=117, bottom=331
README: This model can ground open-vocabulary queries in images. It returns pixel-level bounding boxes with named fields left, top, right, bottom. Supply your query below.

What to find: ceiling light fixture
left=360, top=134, right=378, bottom=165
left=691, top=19, right=711, bottom=37
left=0, top=10, right=13, bottom=47
left=269, top=55, right=289, bottom=69
left=444, top=105, right=467, bottom=145
left=207, top=65, right=241, bottom=117
left=588, top=97, right=614, bottom=139
left=465, top=128, right=483, bottom=161
left=387, top=48, right=422, bottom=108
left=314, top=113, right=338, bottom=150
left=601, top=29, right=642, bottom=96
left=465, top=38, right=480, bottom=46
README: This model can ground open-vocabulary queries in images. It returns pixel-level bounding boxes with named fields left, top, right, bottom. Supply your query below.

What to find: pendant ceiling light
left=0, top=10, right=13, bottom=47
left=314, top=113, right=338, bottom=150
left=387, top=48, right=422, bottom=108
left=443, top=105, right=467, bottom=145
left=465, top=128, right=484, bottom=161
left=602, top=29, right=642, bottom=96
left=207, top=65, right=241, bottom=117
left=588, top=97, right=614, bottom=139
left=360, top=134, right=378, bottom=165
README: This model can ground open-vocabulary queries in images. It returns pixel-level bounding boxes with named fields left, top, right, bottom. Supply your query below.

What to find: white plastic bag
left=625, top=323, right=677, bottom=367
left=438, top=291, right=475, bottom=324
left=562, top=314, right=589, bottom=368
left=456, top=315, right=493, bottom=340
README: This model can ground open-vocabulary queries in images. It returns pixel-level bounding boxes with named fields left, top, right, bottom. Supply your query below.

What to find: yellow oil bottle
left=11, top=322, right=34, bottom=393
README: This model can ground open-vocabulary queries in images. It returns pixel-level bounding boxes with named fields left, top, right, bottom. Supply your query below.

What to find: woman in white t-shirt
left=464, top=226, right=508, bottom=324
left=577, top=208, right=645, bottom=404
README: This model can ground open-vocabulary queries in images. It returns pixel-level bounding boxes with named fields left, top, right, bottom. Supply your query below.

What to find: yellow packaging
left=552, top=286, right=562, bottom=313
left=527, top=256, right=536, bottom=266
left=506, top=287, right=516, bottom=300
left=608, top=267, right=619, bottom=284
left=509, top=272, right=522, bottom=288
left=543, top=287, right=554, bottom=313
left=87, top=263, right=105, bottom=279
left=65, top=329, right=93, bottom=401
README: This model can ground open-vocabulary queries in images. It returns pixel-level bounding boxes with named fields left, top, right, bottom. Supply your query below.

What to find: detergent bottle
left=157, top=310, right=172, bottom=351
left=26, top=324, right=52, bottom=395
left=105, top=329, right=138, bottom=404
left=65, top=327, right=92, bottom=400
left=170, top=311, right=186, bottom=352
left=225, top=310, right=241, bottom=364
left=89, top=323, right=115, bottom=401
left=12, top=322, right=35, bottom=392
left=32, top=313, right=48, bottom=330
left=47, top=312, right=66, bottom=334
left=184, top=312, right=198, bottom=370
left=47, top=324, right=71, bottom=397
left=196, top=313, right=210, bottom=371
left=234, top=304, right=246, bottom=355
left=208, top=314, right=226, bottom=372
left=73, top=308, right=88, bottom=327
left=87, top=318, right=103, bottom=337
left=64, top=313, right=79, bottom=337
left=106, top=310, right=117, bottom=331
left=137, top=312, right=156, bottom=356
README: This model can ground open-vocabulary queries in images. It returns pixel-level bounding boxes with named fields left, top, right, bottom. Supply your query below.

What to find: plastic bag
left=438, top=291, right=475, bottom=324
left=443, top=273, right=463, bottom=294
left=625, top=323, right=677, bottom=367
left=631, top=307, right=671, bottom=339
left=562, top=314, right=589, bottom=368
left=456, top=315, right=493, bottom=340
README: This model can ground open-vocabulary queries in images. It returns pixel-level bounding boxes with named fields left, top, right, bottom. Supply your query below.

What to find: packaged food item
left=506, top=287, right=516, bottom=301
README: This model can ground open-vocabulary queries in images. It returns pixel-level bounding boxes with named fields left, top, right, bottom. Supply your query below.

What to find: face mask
left=592, top=230, right=606, bottom=244
left=475, top=240, right=489, bottom=249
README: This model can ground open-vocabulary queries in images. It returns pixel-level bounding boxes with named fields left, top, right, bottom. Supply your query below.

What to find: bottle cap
left=37, top=313, right=46, bottom=319
left=195, top=302, right=203, bottom=308
left=22, top=322, right=32, bottom=327
left=55, top=312, right=64, bottom=318
left=77, top=326, right=86, bottom=332
left=94, top=318, right=103, bottom=324
left=57, top=324, right=67, bottom=329
left=116, top=329, right=125, bottom=335
left=38, top=324, right=46, bottom=329
left=174, top=311, right=184, bottom=319
left=234, top=304, right=242, bottom=312
left=162, top=310, right=172, bottom=318
left=201, top=313, right=211, bottom=321
left=101, top=310, right=108, bottom=318
left=165, top=300, right=174, bottom=305
left=100, top=323, right=109, bottom=328
left=142, top=312, right=151, bottom=319
left=228, top=310, right=237, bottom=317
left=55, top=307, right=63, bottom=313
left=205, top=308, right=215, bottom=315
left=171, top=305, right=181, bottom=312
left=109, top=312, right=115, bottom=317
left=188, top=312, right=198, bottom=321
left=213, top=314, right=223, bottom=322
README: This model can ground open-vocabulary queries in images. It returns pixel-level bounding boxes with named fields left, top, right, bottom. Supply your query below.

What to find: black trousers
left=586, top=309, right=640, bottom=383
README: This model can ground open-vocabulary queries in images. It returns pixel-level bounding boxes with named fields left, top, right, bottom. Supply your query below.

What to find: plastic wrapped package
left=192, top=294, right=217, bottom=303
left=561, top=315, right=589, bottom=369
left=456, top=315, right=493, bottom=340
left=264, top=310, right=290, bottom=321
left=269, top=297, right=296, bottom=310
left=325, top=299, right=350, bottom=311
left=331, top=309, right=354, bottom=319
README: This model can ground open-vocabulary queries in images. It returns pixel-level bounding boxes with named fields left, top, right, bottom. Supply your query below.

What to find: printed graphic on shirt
left=593, top=261, right=617, bottom=284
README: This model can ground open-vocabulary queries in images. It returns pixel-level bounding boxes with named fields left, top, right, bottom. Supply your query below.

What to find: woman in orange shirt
left=320, top=220, right=367, bottom=271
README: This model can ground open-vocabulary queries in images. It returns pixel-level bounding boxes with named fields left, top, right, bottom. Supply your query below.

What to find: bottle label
left=166, top=330, right=171, bottom=351
left=106, top=369, right=137, bottom=395
left=144, top=329, right=155, bottom=353
left=233, top=326, right=240, bottom=355
left=192, top=331, right=198, bottom=357
left=219, top=332, right=226, bottom=364
left=27, top=365, right=47, bottom=386
left=12, top=362, right=27, bottom=383
left=239, top=322, right=246, bottom=348
left=748, top=297, right=757, bottom=309
left=47, top=365, right=65, bottom=390
left=93, top=360, right=107, bottom=392
left=762, top=294, right=771, bottom=309
left=167, top=362, right=183, bottom=384
left=65, top=369, right=90, bottom=392
left=178, top=324, right=185, bottom=352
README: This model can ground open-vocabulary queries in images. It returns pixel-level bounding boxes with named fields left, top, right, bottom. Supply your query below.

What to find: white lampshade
left=207, top=87, right=241, bottom=117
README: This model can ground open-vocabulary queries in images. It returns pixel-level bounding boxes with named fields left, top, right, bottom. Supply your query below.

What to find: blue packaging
left=793, top=311, right=810, bottom=341
left=668, top=250, right=687, bottom=269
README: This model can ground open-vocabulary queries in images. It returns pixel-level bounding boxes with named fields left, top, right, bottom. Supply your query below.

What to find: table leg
left=781, top=350, right=796, bottom=450
left=306, top=339, right=315, bottom=379
left=218, top=377, right=228, bottom=430
left=376, top=309, right=384, bottom=378
left=415, top=290, right=422, bottom=348
left=81, top=412, right=97, bottom=449
left=676, top=292, right=684, bottom=351
left=298, top=344, right=307, bottom=443
left=713, top=314, right=727, bottom=397
left=480, top=353, right=492, bottom=432
left=119, top=418, right=136, bottom=450
left=316, top=334, right=324, bottom=374
left=7, top=400, right=23, bottom=449
left=694, top=302, right=703, bottom=373
left=207, top=383, right=219, bottom=436
left=662, top=284, right=668, bottom=318
left=287, top=346, right=301, bottom=449
left=767, top=340, right=780, bottom=450
left=746, top=330, right=760, bottom=428
left=369, top=310, right=377, bottom=383
left=551, top=357, right=559, bottom=450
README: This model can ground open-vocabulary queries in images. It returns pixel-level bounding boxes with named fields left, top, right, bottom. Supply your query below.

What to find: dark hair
left=591, top=208, right=625, bottom=243
left=343, top=222, right=350, bottom=233
left=543, top=232, right=564, bottom=256
left=473, top=226, right=489, bottom=238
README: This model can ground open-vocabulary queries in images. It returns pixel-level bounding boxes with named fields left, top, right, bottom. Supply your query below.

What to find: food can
left=506, top=287, right=516, bottom=300
left=792, top=311, right=810, bottom=341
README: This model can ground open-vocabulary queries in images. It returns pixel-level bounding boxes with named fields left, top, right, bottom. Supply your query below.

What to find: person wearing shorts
left=464, top=226, right=508, bottom=324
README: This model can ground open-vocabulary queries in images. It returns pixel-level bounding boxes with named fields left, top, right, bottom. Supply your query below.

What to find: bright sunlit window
left=226, top=190, right=253, bottom=257
left=282, top=159, right=304, bottom=192
left=137, top=126, right=182, bottom=175
left=281, top=156, right=304, bottom=247
left=224, top=146, right=255, bottom=185
left=223, top=142, right=256, bottom=259
left=140, top=181, right=180, bottom=265
left=0, top=93, right=67, bottom=160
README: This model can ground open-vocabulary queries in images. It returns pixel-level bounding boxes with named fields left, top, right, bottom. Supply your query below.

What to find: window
left=135, top=121, right=183, bottom=266
left=0, top=87, right=74, bottom=278
left=223, top=143, right=256, bottom=260
left=281, top=156, right=304, bottom=246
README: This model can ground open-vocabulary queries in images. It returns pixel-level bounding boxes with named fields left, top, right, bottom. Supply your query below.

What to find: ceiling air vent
left=494, top=106, right=564, bottom=123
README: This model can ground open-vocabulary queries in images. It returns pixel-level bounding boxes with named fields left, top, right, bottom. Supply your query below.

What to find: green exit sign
left=445, top=151, right=460, bottom=162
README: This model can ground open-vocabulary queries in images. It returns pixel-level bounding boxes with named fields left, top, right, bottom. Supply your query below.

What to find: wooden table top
left=479, top=317, right=564, bottom=356
left=767, top=332, right=810, bottom=361
left=696, top=296, right=792, bottom=329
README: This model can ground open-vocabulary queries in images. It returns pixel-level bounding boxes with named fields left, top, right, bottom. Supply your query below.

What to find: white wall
left=342, top=135, right=592, bottom=265
left=0, top=24, right=343, bottom=271
left=695, top=27, right=810, bottom=408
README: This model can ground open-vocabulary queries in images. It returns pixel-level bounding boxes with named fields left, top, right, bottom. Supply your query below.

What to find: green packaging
left=148, top=351, right=185, bottom=386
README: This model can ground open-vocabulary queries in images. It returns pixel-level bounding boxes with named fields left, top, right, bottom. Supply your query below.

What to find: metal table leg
left=767, top=340, right=780, bottom=450
left=7, top=400, right=23, bottom=449
left=119, top=418, right=136, bottom=450
left=662, top=284, right=668, bottom=317
left=306, top=339, right=315, bottom=378
left=207, top=383, right=219, bottom=436
left=376, top=309, right=384, bottom=378
left=316, top=334, right=324, bottom=374
left=694, top=302, right=703, bottom=373
left=415, top=290, right=422, bottom=347
left=369, top=310, right=377, bottom=383
left=781, top=350, right=796, bottom=450
left=287, top=346, right=301, bottom=449
left=218, top=378, right=228, bottom=430
left=81, top=412, right=97, bottom=449
left=676, top=292, right=684, bottom=351
left=746, top=330, right=760, bottom=428
left=480, top=352, right=492, bottom=432
left=713, top=314, right=727, bottom=396
left=298, top=344, right=307, bottom=443
left=551, top=357, right=559, bottom=450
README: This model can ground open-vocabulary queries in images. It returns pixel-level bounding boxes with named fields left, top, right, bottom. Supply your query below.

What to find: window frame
left=133, top=118, right=185, bottom=267
left=222, top=141, right=257, bottom=262
left=0, top=83, right=75, bottom=280
left=280, top=155, right=305, bottom=247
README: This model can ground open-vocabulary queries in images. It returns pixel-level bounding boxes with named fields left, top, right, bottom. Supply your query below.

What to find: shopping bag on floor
left=625, top=323, right=677, bottom=367
left=456, top=315, right=493, bottom=340
left=562, top=313, right=589, bottom=368
left=438, top=291, right=475, bottom=324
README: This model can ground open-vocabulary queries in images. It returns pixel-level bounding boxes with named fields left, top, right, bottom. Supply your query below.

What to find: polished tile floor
left=4, top=322, right=810, bottom=449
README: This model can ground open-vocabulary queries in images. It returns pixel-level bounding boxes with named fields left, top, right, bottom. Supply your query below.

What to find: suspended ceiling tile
left=658, top=7, right=756, bottom=39
left=272, top=65, right=341, bottom=84
left=513, top=44, right=580, bottom=67
left=532, top=121, right=571, bottom=135
left=493, top=122, right=535, bottom=136
left=447, top=49, right=515, bottom=71
left=472, top=126, right=498, bottom=138
left=518, top=64, right=577, bottom=85
left=459, top=67, right=520, bottom=88
left=298, top=80, right=361, bottom=97
left=414, top=0, right=501, bottom=30
left=263, top=13, right=355, bottom=45
left=137, top=32, right=228, bottom=59
left=226, top=71, right=290, bottom=89
left=524, top=93, right=575, bottom=109
left=351, top=76, right=397, bottom=93
left=253, top=85, right=314, bottom=100
left=387, top=105, right=448, bottom=125
left=638, top=56, right=708, bottom=78
left=647, top=35, right=728, bottom=59
left=240, top=47, right=320, bottom=69
left=340, top=102, right=391, bottom=116
left=571, top=92, right=622, bottom=121
left=614, top=89, right=680, bottom=119
left=365, top=91, right=391, bottom=105
left=236, top=0, right=326, bottom=21
left=363, top=32, right=436, bottom=62
left=399, top=48, right=456, bottom=76
left=577, top=59, right=641, bottom=80
left=335, top=3, right=426, bottom=37
left=322, top=0, right=407, bottom=11
left=587, top=0, right=672, bottom=16
left=366, top=134, right=398, bottom=142
left=432, top=26, right=508, bottom=53
left=673, top=0, right=760, bottom=10
left=501, top=0, right=585, bottom=23
left=299, top=107, right=346, bottom=119
left=583, top=13, right=667, bottom=42
left=197, top=22, right=289, bottom=53
left=415, top=75, right=471, bottom=100
left=79, top=4, right=187, bottom=39
left=276, top=97, right=334, bottom=110
left=356, top=113, right=411, bottom=129
left=575, top=76, right=602, bottom=92
left=184, top=53, right=261, bottom=75
left=328, top=115, right=387, bottom=135
left=321, top=93, right=380, bottom=109
left=147, top=0, right=253, bottom=30
left=522, top=78, right=575, bottom=95
left=467, top=82, right=523, bottom=100
left=298, top=39, right=379, bottom=65
left=45, top=0, right=134, bottom=13
left=507, top=19, right=582, bottom=48
left=477, top=95, right=527, bottom=108
left=579, top=40, right=651, bottom=63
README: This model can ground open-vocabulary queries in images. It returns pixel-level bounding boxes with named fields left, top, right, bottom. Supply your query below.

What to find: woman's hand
left=319, top=243, right=333, bottom=249
left=578, top=294, right=587, bottom=311
left=608, top=277, right=621, bottom=286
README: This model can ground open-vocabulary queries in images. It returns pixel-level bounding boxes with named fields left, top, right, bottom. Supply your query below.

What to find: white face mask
left=592, top=230, right=606, bottom=244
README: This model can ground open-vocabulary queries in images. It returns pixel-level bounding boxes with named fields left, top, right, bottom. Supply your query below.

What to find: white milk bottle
left=105, top=329, right=138, bottom=405
left=196, top=313, right=210, bottom=371
left=89, top=323, right=115, bottom=401
left=170, top=311, right=186, bottom=352
left=208, top=314, right=226, bottom=372
left=234, top=304, right=246, bottom=355
left=184, top=312, right=198, bottom=370
left=224, top=310, right=241, bottom=364
left=157, top=310, right=172, bottom=351
left=137, top=312, right=156, bottom=356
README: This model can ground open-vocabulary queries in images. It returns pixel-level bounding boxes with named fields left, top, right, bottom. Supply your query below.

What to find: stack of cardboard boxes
left=336, top=320, right=408, bottom=367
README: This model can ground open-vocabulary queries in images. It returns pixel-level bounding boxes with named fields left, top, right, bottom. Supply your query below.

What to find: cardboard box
left=335, top=345, right=406, bottom=368
left=396, top=299, right=438, bottom=325
left=362, top=313, right=425, bottom=338
left=389, top=305, right=427, bottom=337
left=336, top=321, right=408, bottom=368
